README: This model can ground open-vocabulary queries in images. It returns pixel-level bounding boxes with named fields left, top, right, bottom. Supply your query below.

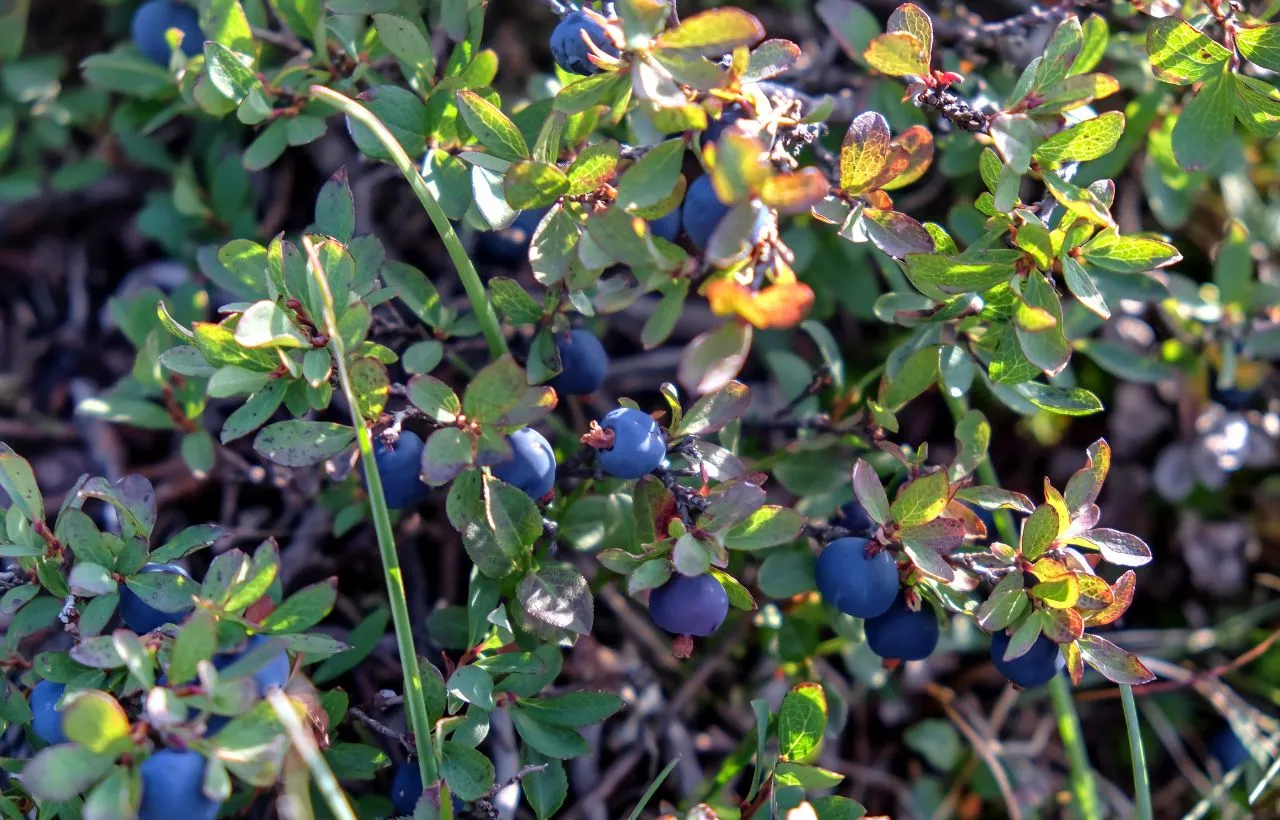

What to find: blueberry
left=476, top=208, right=546, bottom=266
left=681, top=176, right=731, bottom=250
left=550, top=10, right=620, bottom=76
left=649, top=208, right=683, bottom=243
left=835, top=499, right=875, bottom=536
left=373, top=430, right=428, bottom=509
left=864, top=592, right=939, bottom=661
left=213, top=634, right=291, bottom=696
left=702, top=103, right=745, bottom=145
left=597, top=407, right=666, bottom=479
left=138, top=749, right=222, bottom=820
left=648, top=573, right=730, bottom=636
left=815, top=537, right=899, bottom=619
left=119, top=563, right=196, bottom=634
left=1209, top=726, right=1250, bottom=771
left=131, top=1, right=203, bottom=66
left=990, top=630, right=1063, bottom=688
left=29, top=680, right=68, bottom=745
left=491, top=427, right=557, bottom=499
left=548, top=329, right=608, bottom=396
left=391, top=763, right=464, bottom=815
left=1213, top=385, right=1257, bottom=411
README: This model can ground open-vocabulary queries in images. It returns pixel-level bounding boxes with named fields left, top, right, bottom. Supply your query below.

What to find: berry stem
left=943, top=392, right=1100, bottom=820
left=309, top=85, right=509, bottom=361
left=1120, top=684, right=1153, bottom=820
left=300, top=236, right=439, bottom=789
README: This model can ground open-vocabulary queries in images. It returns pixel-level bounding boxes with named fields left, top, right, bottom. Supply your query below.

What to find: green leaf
left=313, top=169, right=355, bottom=241
left=1015, top=271, right=1070, bottom=378
left=261, top=578, right=336, bottom=633
left=234, top=300, right=310, bottom=348
left=521, top=750, right=567, bottom=820
left=1031, top=16, right=1081, bottom=93
left=811, top=795, right=869, bottom=820
left=80, top=52, right=172, bottom=98
left=890, top=470, right=949, bottom=528
left=975, top=574, right=1028, bottom=630
left=20, top=744, right=116, bottom=802
left=407, top=375, right=460, bottom=424
left=1080, top=229, right=1182, bottom=273
left=1231, top=74, right=1280, bottom=137
left=723, top=505, right=807, bottom=550
left=862, top=31, right=928, bottom=77
left=566, top=140, right=620, bottom=195
left=676, top=380, right=750, bottom=436
left=62, top=690, right=130, bottom=755
left=1019, top=504, right=1061, bottom=561
left=1033, top=111, right=1124, bottom=165
left=462, top=355, right=527, bottom=423
left=517, top=564, right=593, bottom=638
left=0, top=447, right=43, bottom=522
left=253, top=420, right=355, bottom=467
left=815, top=0, right=881, bottom=66
left=202, top=0, right=255, bottom=54
left=882, top=343, right=939, bottom=410
left=902, top=251, right=1018, bottom=294
left=1146, top=17, right=1230, bottom=85
left=1014, top=382, right=1103, bottom=416
left=349, top=357, right=390, bottom=423
left=372, top=13, right=435, bottom=84
left=778, top=682, right=827, bottom=764
left=204, top=42, right=259, bottom=102
left=503, top=160, right=569, bottom=210
left=346, top=86, right=429, bottom=162
left=447, top=665, right=495, bottom=710
left=169, top=608, right=218, bottom=685
left=456, top=90, right=528, bottom=161
left=519, top=691, right=624, bottom=727
left=616, top=138, right=685, bottom=212
left=838, top=111, right=890, bottom=194
left=489, top=277, right=544, bottom=325
left=655, top=7, right=765, bottom=57
left=1171, top=68, right=1232, bottom=171
left=446, top=471, right=538, bottom=578
left=512, top=706, right=589, bottom=759
left=441, top=741, right=496, bottom=800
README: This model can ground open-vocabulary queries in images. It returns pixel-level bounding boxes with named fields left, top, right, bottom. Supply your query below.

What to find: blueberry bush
left=2, top=0, right=1279, bottom=817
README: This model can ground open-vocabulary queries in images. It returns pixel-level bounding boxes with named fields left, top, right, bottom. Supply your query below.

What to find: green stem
left=302, top=237, right=438, bottom=787
left=309, top=84, right=509, bottom=360
left=267, top=690, right=358, bottom=820
left=943, top=393, right=1099, bottom=820
left=1120, top=684, right=1153, bottom=820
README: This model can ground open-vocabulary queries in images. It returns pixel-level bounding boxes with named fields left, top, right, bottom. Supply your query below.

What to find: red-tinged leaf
left=1077, top=632, right=1155, bottom=685
left=706, top=278, right=814, bottom=330
left=881, top=125, right=934, bottom=190
left=678, top=321, right=752, bottom=396
left=1083, top=570, right=1134, bottom=626
left=861, top=208, right=934, bottom=258
left=898, top=517, right=966, bottom=552
left=1065, top=639, right=1084, bottom=685
left=891, top=470, right=951, bottom=528
left=1063, top=439, right=1111, bottom=514
left=954, top=486, right=1036, bottom=514
left=944, top=500, right=988, bottom=542
left=1030, top=557, right=1071, bottom=581
left=1064, top=503, right=1101, bottom=538
left=1041, top=606, right=1084, bottom=642
left=901, top=540, right=954, bottom=582
left=677, top=381, right=752, bottom=437
left=887, top=2, right=933, bottom=56
left=1074, top=574, right=1113, bottom=611
left=1075, top=528, right=1152, bottom=567
left=852, top=459, right=890, bottom=524
left=698, top=479, right=768, bottom=532
left=758, top=168, right=830, bottom=214
left=840, top=112, right=891, bottom=193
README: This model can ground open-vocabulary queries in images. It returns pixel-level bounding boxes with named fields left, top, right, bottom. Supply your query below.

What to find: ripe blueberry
left=477, top=208, right=546, bottom=266
left=864, top=592, right=939, bottom=661
left=648, top=573, right=730, bottom=637
left=1209, top=726, right=1250, bottom=771
left=681, top=176, right=730, bottom=250
left=814, top=537, right=898, bottom=619
left=990, top=630, right=1063, bottom=688
left=597, top=407, right=666, bottom=479
left=550, top=10, right=619, bottom=76
left=131, top=1, right=203, bottom=65
left=649, top=208, right=683, bottom=243
left=214, top=634, right=291, bottom=696
left=391, top=763, right=464, bottom=815
left=119, top=563, right=196, bottom=634
left=1213, top=384, right=1257, bottom=411
left=138, top=749, right=222, bottom=820
left=29, top=679, right=68, bottom=745
left=373, top=429, right=428, bottom=509
left=548, top=328, right=608, bottom=396
left=491, top=427, right=557, bottom=499
left=835, top=499, right=875, bottom=536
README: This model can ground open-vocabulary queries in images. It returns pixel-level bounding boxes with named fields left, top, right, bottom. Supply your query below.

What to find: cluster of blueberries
left=27, top=563, right=289, bottom=819
left=816, top=499, right=1064, bottom=688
